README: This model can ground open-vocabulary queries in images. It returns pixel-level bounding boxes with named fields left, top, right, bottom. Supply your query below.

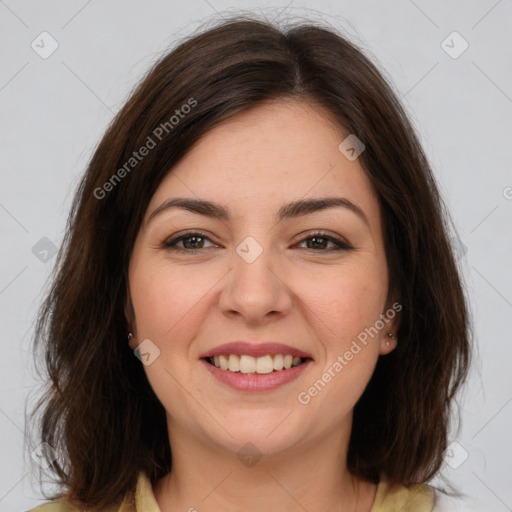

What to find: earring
left=386, top=332, right=395, bottom=348
left=127, top=332, right=134, bottom=342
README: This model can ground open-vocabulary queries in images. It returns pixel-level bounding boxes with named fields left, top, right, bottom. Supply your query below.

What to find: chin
left=198, top=410, right=307, bottom=456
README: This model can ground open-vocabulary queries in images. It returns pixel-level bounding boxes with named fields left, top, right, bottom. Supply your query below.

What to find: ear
left=124, top=283, right=138, bottom=350
left=378, top=300, right=402, bottom=355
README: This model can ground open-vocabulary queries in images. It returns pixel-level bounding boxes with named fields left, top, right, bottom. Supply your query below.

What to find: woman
left=27, top=14, right=472, bottom=512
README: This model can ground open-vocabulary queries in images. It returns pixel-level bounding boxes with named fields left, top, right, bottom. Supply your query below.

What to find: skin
left=127, top=98, right=398, bottom=512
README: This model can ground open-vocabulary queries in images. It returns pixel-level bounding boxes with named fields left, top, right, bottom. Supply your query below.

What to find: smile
left=201, top=355, right=312, bottom=391
left=207, top=353, right=308, bottom=374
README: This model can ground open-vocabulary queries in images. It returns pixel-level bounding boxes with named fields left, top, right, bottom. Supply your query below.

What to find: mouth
left=202, top=354, right=313, bottom=375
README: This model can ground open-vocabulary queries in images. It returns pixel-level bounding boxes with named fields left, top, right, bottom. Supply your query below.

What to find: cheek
left=294, top=267, right=387, bottom=419
left=129, top=263, right=213, bottom=412
left=130, top=262, right=212, bottom=340
left=296, top=261, right=388, bottom=339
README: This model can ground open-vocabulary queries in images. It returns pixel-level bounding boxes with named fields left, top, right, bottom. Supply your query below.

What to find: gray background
left=1, top=1, right=511, bottom=510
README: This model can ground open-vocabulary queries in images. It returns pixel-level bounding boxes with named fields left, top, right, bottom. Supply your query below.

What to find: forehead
left=147, top=99, right=380, bottom=225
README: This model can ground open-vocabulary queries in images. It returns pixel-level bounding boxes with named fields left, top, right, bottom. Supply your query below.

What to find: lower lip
left=201, top=358, right=312, bottom=392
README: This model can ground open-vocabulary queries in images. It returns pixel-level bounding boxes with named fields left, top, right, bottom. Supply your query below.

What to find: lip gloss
left=201, top=358, right=312, bottom=392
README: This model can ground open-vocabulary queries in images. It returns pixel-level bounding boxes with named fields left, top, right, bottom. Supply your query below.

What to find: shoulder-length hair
left=29, top=14, right=471, bottom=511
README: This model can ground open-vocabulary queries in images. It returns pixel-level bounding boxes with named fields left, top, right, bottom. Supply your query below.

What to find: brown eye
left=295, top=232, right=352, bottom=251
left=163, top=232, right=217, bottom=252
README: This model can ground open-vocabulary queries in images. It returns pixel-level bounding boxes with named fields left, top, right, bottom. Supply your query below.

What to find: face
left=127, top=99, right=398, bottom=456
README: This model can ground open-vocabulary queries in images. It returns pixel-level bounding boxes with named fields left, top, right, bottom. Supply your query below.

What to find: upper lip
left=200, top=341, right=313, bottom=359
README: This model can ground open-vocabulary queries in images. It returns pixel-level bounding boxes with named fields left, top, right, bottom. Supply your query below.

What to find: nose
left=218, top=242, right=293, bottom=325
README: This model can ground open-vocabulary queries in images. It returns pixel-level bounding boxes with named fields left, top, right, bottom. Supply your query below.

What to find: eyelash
left=162, top=230, right=353, bottom=254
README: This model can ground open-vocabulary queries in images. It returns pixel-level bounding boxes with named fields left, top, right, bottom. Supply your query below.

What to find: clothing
left=26, top=471, right=455, bottom=511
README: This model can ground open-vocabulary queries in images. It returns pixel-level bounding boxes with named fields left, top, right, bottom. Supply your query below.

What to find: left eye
left=295, top=233, right=352, bottom=251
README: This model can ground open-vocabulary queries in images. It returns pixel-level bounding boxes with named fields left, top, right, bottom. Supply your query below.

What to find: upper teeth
left=211, top=354, right=303, bottom=374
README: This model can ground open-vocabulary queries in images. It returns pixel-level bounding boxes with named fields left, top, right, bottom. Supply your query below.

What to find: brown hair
left=28, top=13, right=471, bottom=510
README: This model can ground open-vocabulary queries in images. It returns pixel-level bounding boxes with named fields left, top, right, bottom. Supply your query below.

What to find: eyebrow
left=147, top=196, right=370, bottom=227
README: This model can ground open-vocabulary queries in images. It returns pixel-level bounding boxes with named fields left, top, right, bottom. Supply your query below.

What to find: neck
left=153, top=417, right=377, bottom=512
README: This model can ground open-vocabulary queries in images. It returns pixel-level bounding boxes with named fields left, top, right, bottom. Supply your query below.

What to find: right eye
left=162, top=232, right=218, bottom=253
